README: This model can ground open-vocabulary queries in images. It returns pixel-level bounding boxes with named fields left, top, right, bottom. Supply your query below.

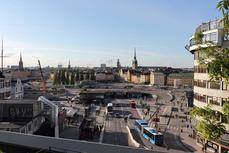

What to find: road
left=102, top=99, right=131, bottom=146
left=66, top=85, right=194, bottom=152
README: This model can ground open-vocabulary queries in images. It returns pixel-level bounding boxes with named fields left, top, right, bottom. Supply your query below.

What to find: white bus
left=107, top=103, right=113, bottom=113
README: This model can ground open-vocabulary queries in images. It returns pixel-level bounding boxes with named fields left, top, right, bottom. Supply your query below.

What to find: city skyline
left=0, top=0, right=221, bottom=68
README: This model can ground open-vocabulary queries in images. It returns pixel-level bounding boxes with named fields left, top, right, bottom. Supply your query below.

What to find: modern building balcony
left=185, top=28, right=224, bottom=53
left=194, top=86, right=229, bottom=99
left=194, top=72, right=209, bottom=80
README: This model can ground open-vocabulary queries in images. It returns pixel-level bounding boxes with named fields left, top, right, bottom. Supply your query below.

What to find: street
left=102, top=99, right=131, bottom=146
left=100, top=88, right=194, bottom=153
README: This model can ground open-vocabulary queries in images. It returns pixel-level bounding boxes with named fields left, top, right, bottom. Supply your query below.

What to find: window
left=194, top=80, right=206, bottom=88
left=194, top=93, right=206, bottom=103
left=210, top=21, right=217, bottom=30
left=194, top=66, right=207, bottom=73
left=143, top=129, right=154, bottom=140
left=210, top=32, right=217, bottom=42
left=205, top=34, right=210, bottom=42
left=207, top=96, right=221, bottom=105
left=208, top=81, right=220, bottom=90
left=222, top=82, right=229, bottom=91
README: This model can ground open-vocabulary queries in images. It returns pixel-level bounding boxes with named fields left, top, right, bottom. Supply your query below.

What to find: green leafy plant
left=194, top=32, right=204, bottom=44
left=191, top=105, right=226, bottom=141
left=198, top=46, right=229, bottom=83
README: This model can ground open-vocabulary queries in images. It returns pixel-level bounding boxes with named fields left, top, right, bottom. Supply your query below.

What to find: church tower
left=132, top=48, right=138, bottom=69
left=19, top=52, right=24, bottom=71
left=68, top=60, right=71, bottom=69
left=117, top=59, right=121, bottom=69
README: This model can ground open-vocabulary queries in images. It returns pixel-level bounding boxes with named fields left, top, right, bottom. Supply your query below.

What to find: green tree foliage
left=53, top=68, right=96, bottom=85
left=70, top=71, right=75, bottom=85
left=66, top=70, right=70, bottom=85
left=80, top=71, right=84, bottom=80
left=217, top=0, right=229, bottom=34
left=75, top=69, right=79, bottom=81
left=53, top=70, right=59, bottom=85
left=194, top=32, right=204, bottom=44
left=191, top=105, right=226, bottom=141
left=223, top=103, right=229, bottom=122
left=198, top=46, right=229, bottom=83
left=85, top=72, right=90, bottom=80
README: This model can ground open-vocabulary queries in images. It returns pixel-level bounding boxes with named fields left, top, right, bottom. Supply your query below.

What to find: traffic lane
left=103, top=113, right=129, bottom=146
left=112, top=99, right=132, bottom=116
left=164, top=117, right=190, bottom=152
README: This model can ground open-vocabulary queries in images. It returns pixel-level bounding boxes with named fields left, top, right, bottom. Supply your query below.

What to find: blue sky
left=0, top=0, right=222, bottom=67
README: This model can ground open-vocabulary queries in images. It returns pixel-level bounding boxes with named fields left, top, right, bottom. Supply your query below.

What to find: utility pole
left=1, top=38, right=3, bottom=72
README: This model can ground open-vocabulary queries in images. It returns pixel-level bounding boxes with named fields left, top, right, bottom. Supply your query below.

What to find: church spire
left=19, top=52, right=24, bottom=71
left=132, top=47, right=138, bottom=69
left=20, top=52, right=22, bottom=61
left=134, top=47, right=136, bottom=59
left=68, top=60, right=71, bottom=69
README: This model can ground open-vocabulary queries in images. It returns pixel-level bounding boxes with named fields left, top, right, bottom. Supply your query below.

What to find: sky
left=0, top=0, right=222, bottom=68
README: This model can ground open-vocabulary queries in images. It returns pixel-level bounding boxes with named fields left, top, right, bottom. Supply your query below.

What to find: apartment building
left=150, top=72, right=165, bottom=86
left=186, top=19, right=229, bottom=153
left=0, top=72, right=11, bottom=99
left=166, top=72, right=193, bottom=88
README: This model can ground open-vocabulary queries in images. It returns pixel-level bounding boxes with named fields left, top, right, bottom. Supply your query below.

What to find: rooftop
left=0, top=99, right=38, bottom=104
left=168, top=72, right=193, bottom=78
left=0, top=131, right=165, bottom=153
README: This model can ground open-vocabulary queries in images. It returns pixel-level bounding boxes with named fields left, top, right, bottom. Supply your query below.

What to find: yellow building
left=166, top=72, right=193, bottom=88
left=150, top=72, right=165, bottom=86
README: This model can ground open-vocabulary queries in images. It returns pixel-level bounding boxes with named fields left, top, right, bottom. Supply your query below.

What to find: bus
left=142, top=127, right=163, bottom=146
left=107, top=103, right=113, bottom=113
left=134, top=120, right=148, bottom=133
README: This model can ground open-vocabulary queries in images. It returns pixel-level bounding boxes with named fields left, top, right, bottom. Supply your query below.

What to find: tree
left=66, top=70, right=70, bottom=85
left=61, top=69, right=66, bottom=85
left=198, top=46, right=229, bottom=83
left=53, top=70, right=59, bottom=85
left=75, top=69, right=79, bottom=81
left=90, top=70, right=95, bottom=80
left=194, top=32, right=204, bottom=44
left=223, top=102, right=229, bottom=122
left=84, top=72, right=89, bottom=80
left=217, top=0, right=229, bottom=34
left=191, top=105, right=226, bottom=141
left=80, top=71, right=84, bottom=81
left=70, top=71, right=75, bottom=85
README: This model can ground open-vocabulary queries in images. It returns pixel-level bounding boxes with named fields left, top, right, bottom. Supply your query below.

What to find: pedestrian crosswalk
left=167, top=125, right=183, bottom=131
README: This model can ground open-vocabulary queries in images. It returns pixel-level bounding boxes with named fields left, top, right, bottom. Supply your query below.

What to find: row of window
left=194, top=93, right=229, bottom=107
left=0, top=81, right=11, bottom=88
left=190, top=32, right=218, bottom=46
left=194, top=93, right=206, bottom=103
left=202, top=32, right=217, bottom=42
left=194, top=66, right=208, bottom=73
left=194, top=79, right=229, bottom=91
left=194, top=80, right=206, bottom=88
left=208, top=96, right=221, bottom=106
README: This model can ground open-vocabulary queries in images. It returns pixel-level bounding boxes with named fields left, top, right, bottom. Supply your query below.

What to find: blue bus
left=143, top=127, right=163, bottom=146
left=134, top=120, right=148, bottom=133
